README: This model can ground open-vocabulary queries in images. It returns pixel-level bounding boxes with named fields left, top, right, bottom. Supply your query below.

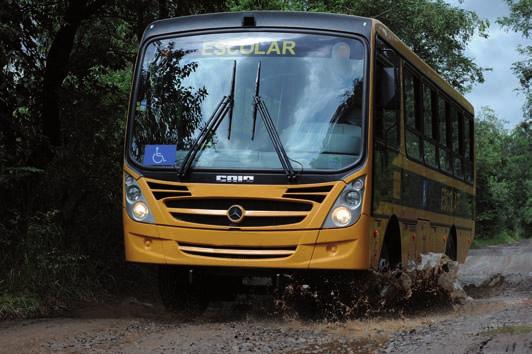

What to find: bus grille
left=144, top=180, right=334, bottom=228
left=166, top=197, right=311, bottom=227
left=165, top=198, right=312, bottom=211
left=171, top=213, right=305, bottom=227
left=282, top=184, right=333, bottom=203
left=147, top=181, right=191, bottom=199
left=178, top=242, right=296, bottom=259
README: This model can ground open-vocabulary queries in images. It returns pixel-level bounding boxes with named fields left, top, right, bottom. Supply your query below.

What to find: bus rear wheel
left=158, top=266, right=210, bottom=315
left=445, top=229, right=457, bottom=261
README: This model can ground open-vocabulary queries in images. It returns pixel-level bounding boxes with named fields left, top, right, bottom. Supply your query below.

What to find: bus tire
left=378, top=216, right=402, bottom=272
left=445, top=227, right=458, bottom=261
left=158, top=265, right=210, bottom=315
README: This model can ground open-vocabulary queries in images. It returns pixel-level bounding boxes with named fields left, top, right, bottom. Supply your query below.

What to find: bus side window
left=438, top=96, right=447, bottom=145
left=375, top=39, right=399, bottom=149
left=422, top=83, right=437, bottom=168
left=438, top=97, right=452, bottom=174
left=423, top=84, right=433, bottom=138
left=403, top=67, right=422, bottom=161
left=464, top=116, right=471, bottom=160
left=404, top=70, right=416, bottom=129
left=450, top=106, right=459, bottom=154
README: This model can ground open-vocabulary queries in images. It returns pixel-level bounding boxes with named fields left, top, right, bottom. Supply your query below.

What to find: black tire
left=158, top=266, right=210, bottom=315
left=445, top=230, right=457, bottom=261
left=378, top=217, right=402, bottom=272
left=378, top=242, right=391, bottom=272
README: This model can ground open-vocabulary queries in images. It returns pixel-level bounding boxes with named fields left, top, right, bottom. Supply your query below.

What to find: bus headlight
left=132, top=201, right=149, bottom=220
left=323, top=176, right=365, bottom=228
left=124, top=172, right=155, bottom=224
left=331, top=206, right=352, bottom=227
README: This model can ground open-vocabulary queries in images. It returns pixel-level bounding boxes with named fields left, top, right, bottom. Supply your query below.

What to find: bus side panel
left=457, top=228, right=473, bottom=263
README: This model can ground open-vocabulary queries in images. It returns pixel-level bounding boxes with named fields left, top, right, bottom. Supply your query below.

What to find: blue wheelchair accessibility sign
left=143, top=145, right=176, bottom=166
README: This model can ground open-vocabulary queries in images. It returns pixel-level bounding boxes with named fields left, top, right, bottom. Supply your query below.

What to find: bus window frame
left=421, top=80, right=439, bottom=169
left=374, top=36, right=400, bottom=153
left=403, top=66, right=424, bottom=163
left=125, top=28, right=371, bottom=181
left=401, top=61, right=474, bottom=185
left=464, top=112, right=474, bottom=183
left=439, top=100, right=454, bottom=175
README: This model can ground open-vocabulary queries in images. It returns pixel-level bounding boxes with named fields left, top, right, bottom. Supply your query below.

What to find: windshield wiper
left=227, top=61, right=236, bottom=140
left=178, top=60, right=237, bottom=179
left=251, top=61, right=296, bottom=182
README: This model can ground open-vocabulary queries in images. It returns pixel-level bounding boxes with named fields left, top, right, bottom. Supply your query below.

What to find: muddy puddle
left=140, top=252, right=469, bottom=325
left=70, top=251, right=524, bottom=324
left=3, top=242, right=530, bottom=354
left=272, top=253, right=466, bottom=321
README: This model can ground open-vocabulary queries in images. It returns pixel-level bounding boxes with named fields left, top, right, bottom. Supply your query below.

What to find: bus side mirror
left=377, top=67, right=398, bottom=110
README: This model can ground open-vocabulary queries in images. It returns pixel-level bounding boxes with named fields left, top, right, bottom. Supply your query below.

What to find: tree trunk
left=42, top=21, right=81, bottom=146
left=41, top=0, right=107, bottom=147
left=135, top=0, right=150, bottom=42
left=159, top=0, right=169, bottom=19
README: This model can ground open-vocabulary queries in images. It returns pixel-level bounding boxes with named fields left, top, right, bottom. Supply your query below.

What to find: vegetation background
left=0, top=0, right=530, bottom=318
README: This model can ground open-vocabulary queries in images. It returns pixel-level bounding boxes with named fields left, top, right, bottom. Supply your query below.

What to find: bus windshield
left=130, top=32, right=366, bottom=172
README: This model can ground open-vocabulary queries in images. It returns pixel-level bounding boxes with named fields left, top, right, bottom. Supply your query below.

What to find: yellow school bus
left=123, top=12, right=475, bottom=311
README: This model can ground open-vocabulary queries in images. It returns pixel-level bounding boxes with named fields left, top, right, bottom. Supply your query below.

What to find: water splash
left=274, top=253, right=467, bottom=321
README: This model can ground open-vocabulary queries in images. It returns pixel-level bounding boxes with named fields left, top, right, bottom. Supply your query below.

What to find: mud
left=0, top=240, right=531, bottom=354
left=459, top=239, right=532, bottom=297
left=275, top=253, right=464, bottom=321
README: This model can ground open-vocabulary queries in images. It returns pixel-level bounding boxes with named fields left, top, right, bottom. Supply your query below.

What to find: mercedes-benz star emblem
left=227, top=205, right=245, bottom=224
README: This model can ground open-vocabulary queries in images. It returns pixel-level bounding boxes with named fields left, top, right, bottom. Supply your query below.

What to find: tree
left=42, top=0, right=109, bottom=147
left=229, top=0, right=490, bottom=93
left=506, top=119, right=532, bottom=236
left=0, top=0, right=227, bottom=314
left=498, top=0, right=531, bottom=118
left=474, top=108, right=511, bottom=238
left=475, top=107, right=532, bottom=239
left=499, top=0, right=531, bottom=37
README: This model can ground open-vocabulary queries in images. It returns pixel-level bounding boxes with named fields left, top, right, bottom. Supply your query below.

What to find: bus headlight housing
left=124, top=172, right=155, bottom=223
left=344, top=190, right=361, bottom=208
left=126, top=185, right=142, bottom=203
left=323, top=176, right=365, bottom=228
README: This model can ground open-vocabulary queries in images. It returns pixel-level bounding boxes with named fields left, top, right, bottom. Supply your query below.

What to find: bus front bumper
left=123, top=210, right=371, bottom=270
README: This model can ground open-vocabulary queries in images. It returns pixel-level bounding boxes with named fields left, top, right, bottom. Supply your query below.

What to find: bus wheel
left=445, top=228, right=457, bottom=261
left=378, top=216, right=402, bottom=272
left=158, top=266, right=210, bottom=315
left=378, top=244, right=391, bottom=272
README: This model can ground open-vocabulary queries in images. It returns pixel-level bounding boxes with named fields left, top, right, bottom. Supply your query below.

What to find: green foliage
left=499, top=0, right=531, bottom=37
left=472, top=230, right=520, bottom=249
left=475, top=108, right=532, bottom=240
left=0, top=294, right=41, bottom=320
left=0, top=166, right=44, bottom=184
left=498, top=0, right=531, bottom=117
left=0, top=0, right=224, bottom=315
left=0, top=209, right=97, bottom=317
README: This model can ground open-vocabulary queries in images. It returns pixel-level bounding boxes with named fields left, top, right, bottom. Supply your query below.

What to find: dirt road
left=1, top=240, right=531, bottom=354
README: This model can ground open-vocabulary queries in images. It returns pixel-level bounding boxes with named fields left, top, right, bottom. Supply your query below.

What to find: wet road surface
left=0, top=240, right=531, bottom=354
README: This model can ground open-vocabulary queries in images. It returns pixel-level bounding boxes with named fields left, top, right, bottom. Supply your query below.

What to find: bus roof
left=142, top=11, right=473, bottom=115
left=142, top=11, right=372, bottom=41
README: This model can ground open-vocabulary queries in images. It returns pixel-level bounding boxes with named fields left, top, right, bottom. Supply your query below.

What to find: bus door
left=372, top=38, right=401, bottom=264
